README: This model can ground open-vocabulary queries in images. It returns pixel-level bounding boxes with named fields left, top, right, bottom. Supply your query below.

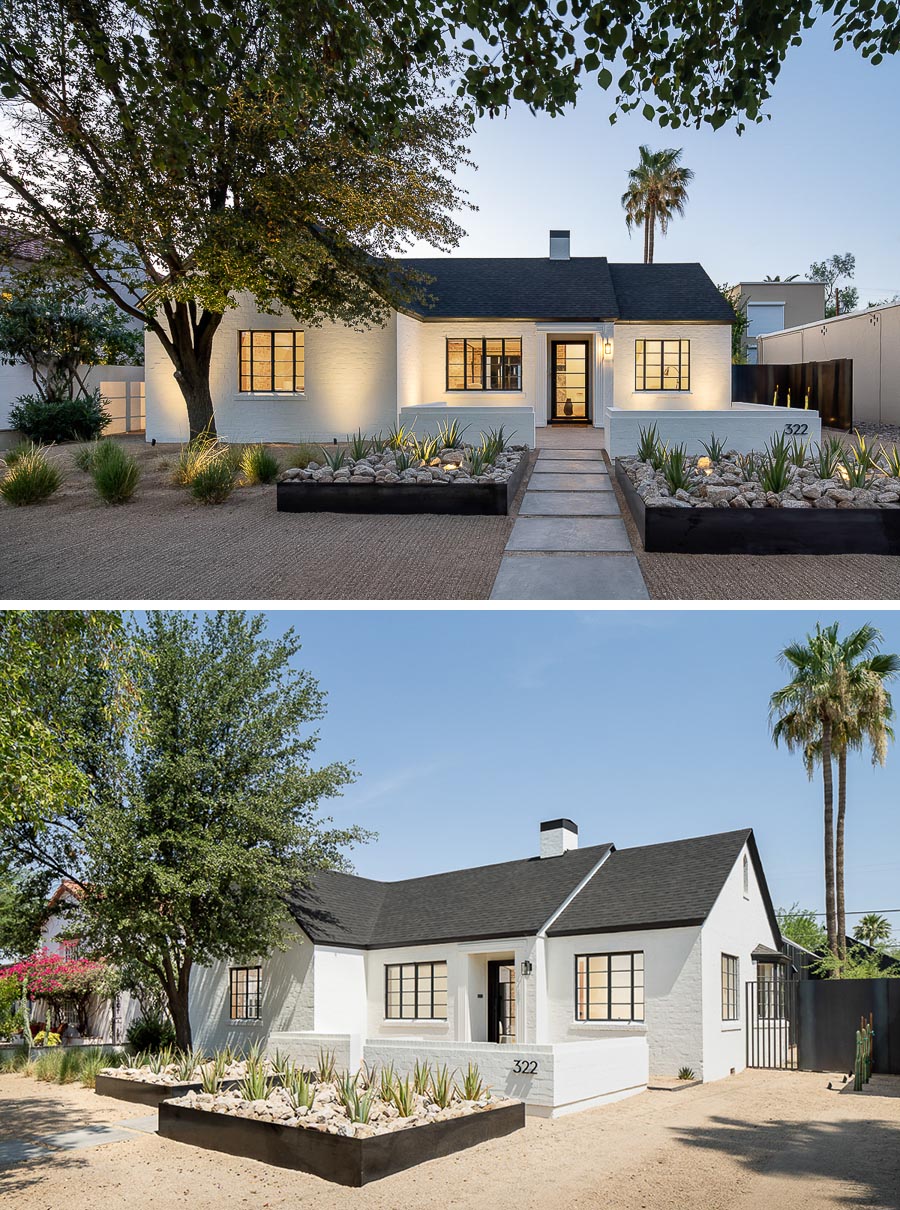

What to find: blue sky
left=407, top=22, right=900, bottom=303
left=255, top=609, right=900, bottom=940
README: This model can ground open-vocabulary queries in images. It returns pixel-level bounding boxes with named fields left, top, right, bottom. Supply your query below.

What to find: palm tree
left=763, top=274, right=799, bottom=282
left=621, top=146, right=694, bottom=264
left=853, top=913, right=893, bottom=949
left=770, top=623, right=897, bottom=960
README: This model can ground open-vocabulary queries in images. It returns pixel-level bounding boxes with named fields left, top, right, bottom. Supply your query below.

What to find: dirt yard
left=0, top=437, right=523, bottom=601
left=2, top=1069, right=899, bottom=1209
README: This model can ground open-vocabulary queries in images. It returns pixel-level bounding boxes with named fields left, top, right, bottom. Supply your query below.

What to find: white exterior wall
left=0, top=361, right=38, bottom=430
left=612, top=324, right=732, bottom=411
left=545, top=926, right=703, bottom=1079
left=758, top=304, right=900, bottom=426
left=144, top=293, right=399, bottom=443
left=699, top=845, right=780, bottom=1082
left=0, top=363, right=144, bottom=433
left=187, top=931, right=315, bottom=1054
left=413, top=320, right=541, bottom=418
left=312, top=947, right=367, bottom=1068
left=607, top=403, right=821, bottom=458
left=399, top=402, right=536, bottom=448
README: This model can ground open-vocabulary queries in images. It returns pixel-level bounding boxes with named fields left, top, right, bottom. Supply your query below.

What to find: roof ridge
left=612, top=828, right=751, bottom=857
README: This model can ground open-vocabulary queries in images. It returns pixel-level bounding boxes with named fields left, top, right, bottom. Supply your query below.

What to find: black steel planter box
left=276, top=455, right=528, bottom=517
left=95, top=1074, right=246, bottom=1106
left=616, top=459, right=900, bottom=555
left=158, top=1099, right=525, bottom=1186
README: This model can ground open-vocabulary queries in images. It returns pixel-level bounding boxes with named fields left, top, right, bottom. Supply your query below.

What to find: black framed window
left=239, top=330, right=305, bottom=392
left=229, top=966, right=262, bottom=1020
left=385, top=961, right=448, bottom=1020
left=721, top=954, right=739, bottom=1021
left=446, top=338, right=522, bottom=391
left=635, top=338, right=690, bottom=391
left=575, top=952, right=644, bottom=1022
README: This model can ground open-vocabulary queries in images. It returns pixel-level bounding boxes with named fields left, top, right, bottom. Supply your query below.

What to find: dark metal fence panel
left=745, top=979, right=799, bottom=1070
left=797, top=979, right=900, bottom=1074
left=732, top=360, right=853, bottom=430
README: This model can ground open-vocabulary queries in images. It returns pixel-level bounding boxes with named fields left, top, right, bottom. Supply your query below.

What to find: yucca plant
left=678, top=1066, right=696, bottom=1081
left=370, top=431, right=389, bottom=454
left=636, top=423, right=661, bottom=463
left=840, top=453, right=869, bottom=487
left=788, top=438, right=809, bottom=467
left=347, top=428, right=371, bottom=460
left=880, top=444, right=900, bottom=478
left=413, top=1059, right=432, bottom=1096
left=174, top=1048, right=202, bottom=1082
left=758, top=446, right=792, bottom=494
left=459, top=1061, right=486, bottom=1102
left=0, top=444, right=62, bottom=505
left=92, top=440, right=141, bottom=504
left=436, top=418, right=469, bottom=450
left=481, top=425, right=510, bottom=464
left=391, top=1074, right=415, bottom=1117
left=240, top=443, right=280, bottom=485
left=849, top=429, right=880, bottom=472
left=282, top=1061, right=316, bottom=1111
left=379, top=1062, right=396, bottom=1102
left=393, top=448, right=420, bottom=472
left=466, top=446, right=489, bottom=477
left=814, top=437, right=844, bottom=480
left=699, top=433, right=726, bottom=463
left=413, top=433, right=442, bottom=464
left=239, top=1058, right=270, bottom=1102
left=316, top=1048, right=337, bottom=1084
left=319, top=446, right=347, bottom=472
left=662, top=444, right=692, bottom=494
left=386, top=421, right=416, bottom=450
left=430, top=1064, right=455, bottom=1109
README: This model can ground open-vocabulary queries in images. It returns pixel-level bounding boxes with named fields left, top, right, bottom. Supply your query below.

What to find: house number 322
left=512, top=1059, right=538, bottom=1074
left=783, top=423, right=809, bottom=436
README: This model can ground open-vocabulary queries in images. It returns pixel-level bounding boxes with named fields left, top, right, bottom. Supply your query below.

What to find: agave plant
left=357, top=1060, right=377, bottom=1090
left=647, top=438, right=668, bottom=472
left=347, top=428, right=371, bottom=460
left=391, top=1074, right=415, bottom=1117
left=758, top=445, right=792, bottom=494
left=466, top=446, right=489, bottom=477
left=393, top=448, right=420, bottom=473
left=430, top=1063, right=455, bottom=1109
left=737, top=451, right=759, bottom=480
left=379, top=1062, right=396, bottom=1102
left=840, top=452, right=869, bottom=487
left=698, top=433, right=726, bottom=463
left=436, top=418, right=469, bottom=450
left=412, top=1059, right=432, bottom=1096
left=459, top=1061, right=486, bottom=1102
left=814, top=437, right=844, bottom=480
left=370, top=431, right=389, bottom=454
left=174, top=1048, right=202, bottom=1082
left=662, top=444, right=692, bottom=494
left=481, top=425, right=510, bottom=463
left=635, top=423, right=661, bottom=463
left=200, top=1050, right=228, bottom=1094
left=880, top=443, right=900, bottom=478
left=319, top=446, right=347, bottom=471
left=238, top=1058, right=269, bottom=1102
left=413, top=434, right=442, bottom=464
left=282, top=1061, right=316, bottom=1111
left=788, top=438, right=809, bottom=467
left=849, top=428, right=880, bottom=472
left=316, top=1048, right=337, bottom=1084
left=386, top=421, right=416, bottom=450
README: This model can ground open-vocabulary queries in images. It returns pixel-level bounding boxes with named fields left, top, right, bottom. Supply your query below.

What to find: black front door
left=487, top=961, right=517, bottom=1044
left=550, top=340, right=591, bottom=422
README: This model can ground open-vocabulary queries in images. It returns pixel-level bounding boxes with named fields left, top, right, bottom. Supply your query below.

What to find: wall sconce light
left=520, top=960, right=533, bottom=977
left=603, top=338, right=613, bottom=358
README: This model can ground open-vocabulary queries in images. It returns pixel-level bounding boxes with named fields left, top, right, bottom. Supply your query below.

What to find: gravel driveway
left=2, top=1069, right=898, bottom=1209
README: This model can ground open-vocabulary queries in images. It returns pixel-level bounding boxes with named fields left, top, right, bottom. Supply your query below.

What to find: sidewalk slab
left=526, top=472, right=614, bottom=491
left=520, top=491, right=620, bottom=517
left=533, top=459, right=607, bottom=473
left=44, top=1125, right=136, bottom=1152
left=506, top=517, right=632, bottom=552
left=490, top=554, right=649, bottom=600
left=0, top=1140, right=48, bottom=1167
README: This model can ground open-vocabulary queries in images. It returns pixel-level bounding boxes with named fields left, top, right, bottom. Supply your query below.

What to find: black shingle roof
left=399, top=257, right=731, bottom=323
left=289, top=829, right=778, bottom=950
left=289, top=844, right=613, bottom=949
left=547, top=829, right=764, bottom=936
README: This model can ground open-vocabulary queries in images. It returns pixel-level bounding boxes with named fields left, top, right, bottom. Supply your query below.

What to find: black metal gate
left=746, top=979, right=799, bottom=1070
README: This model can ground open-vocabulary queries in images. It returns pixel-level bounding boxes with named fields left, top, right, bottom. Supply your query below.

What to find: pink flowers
left=0, top=949, right=107, bottom=999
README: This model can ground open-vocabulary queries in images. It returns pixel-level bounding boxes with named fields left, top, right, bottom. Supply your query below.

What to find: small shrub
left=678, top=1066, right=696, bottom=1081
left=287, top=443, right=323, bottom=469
left=662, top=444, right=692, bottom=494
left=814, top=437, right=844, bottom=480
left=459, top=1061, right=486, bottom=1101
left=190, top=457, right=237, bottom=504
left=239, top=443, right=280, bottom=485
left=699, top=433, right=726, bottom=463
left=0, top=444, right=62, bottom=506
left=126, top=1014, right=176, bottom=1053
left=319, top=446, right=347, bottom=472
left=31, top=1030, right=61, bottom=1047
left=3, top=439, right=35, bottom=468
left=10, top=390, right=111, bottom=443
left=92, top=441, right=140, bottom=504
left=636, top=423, right=661, bottom=462
left=347, top=428, right=371, bottom=460
left=436, top=418, right=469, bottom=450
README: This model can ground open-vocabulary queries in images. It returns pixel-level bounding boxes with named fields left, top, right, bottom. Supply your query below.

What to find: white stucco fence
left=607, top=403, right=822, bottom=458
left=399, top=402, right=536, bottom=449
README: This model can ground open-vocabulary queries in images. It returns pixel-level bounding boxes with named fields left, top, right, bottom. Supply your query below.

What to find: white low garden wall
left=267, top=1031, right=358, bottom=1071
left=399, top=402, right=536, bottom=450
left=360, top=1036, right=648, bottom=1118
left=607, top=403, right=822, bottom=459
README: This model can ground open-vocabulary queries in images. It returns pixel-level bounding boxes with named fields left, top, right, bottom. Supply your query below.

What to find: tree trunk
left=836, top=746, right=847, bottom=966
left=647, top=207, right=655, bottom=264
left=643, top=214, right=650, bottom=264
left=164, top=303, right=224, bottom=441
left=161, top=954, right=194, bottom=1050
left=822, top=719, right=837, bottom=957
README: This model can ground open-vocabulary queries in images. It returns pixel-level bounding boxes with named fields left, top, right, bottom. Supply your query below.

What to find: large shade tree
left=1, top=2, right=898, bottom=436
left=0, top=610, right=365, bottom=1049
left=621, top=146, right=694, bottom=263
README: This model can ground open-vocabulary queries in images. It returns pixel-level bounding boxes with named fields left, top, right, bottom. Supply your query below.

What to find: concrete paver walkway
left=491, top=432, right=649, bottom=600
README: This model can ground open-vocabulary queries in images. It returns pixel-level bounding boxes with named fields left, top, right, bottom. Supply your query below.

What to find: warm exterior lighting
left=697, top=456, right=711, bottom=471
left=520, top=960, right=533, bottom=977
left=444, top=462, right=458, bottom=470
left=838, top=464, right=850, bottom=484
left=603, top=338, right=613, bottom=357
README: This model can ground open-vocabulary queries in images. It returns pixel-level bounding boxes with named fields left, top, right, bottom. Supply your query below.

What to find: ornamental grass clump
left=0, top=443, right=62, bottom=506
left=171, top=429, right=221, bottom=486
left=286, top=443, right=321, bottom=469
left=190, top=456, right=236, bottom=504
left=239, top=443, right=280, bottom=485
left=34, top=1048, right=65, bottom=1082
left=3, top=438, right=36, bottom=468
left=73, top=438, right=108, bottom=472
left=91, top=440, right=141, bottom=504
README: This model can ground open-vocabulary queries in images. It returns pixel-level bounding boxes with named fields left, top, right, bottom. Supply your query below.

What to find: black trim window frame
left=229, top=966, right=262, bottom=1020
left=446, top=337, right=522, bottom=392
left=634, top=338, right=690, bottom=391
left=239, top=330, right=305, bottom=392
left=575, top=951, right=645, bottom=1022
left=721, top=954, right=739, bottom=1021
left=384, top=961, right=448, bottom=1020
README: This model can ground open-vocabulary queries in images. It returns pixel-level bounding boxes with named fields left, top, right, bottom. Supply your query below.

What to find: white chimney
left=549, top=229, right=570, bottom=260
left=540, top=818, right=578, bottom=858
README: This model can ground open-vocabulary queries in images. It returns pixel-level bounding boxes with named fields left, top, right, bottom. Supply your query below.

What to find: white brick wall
left=612, top=323, right=732, bottom=411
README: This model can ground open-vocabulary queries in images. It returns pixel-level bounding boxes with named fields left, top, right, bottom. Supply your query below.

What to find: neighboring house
left=731, top=281, right=826, bottom=363
left=145, top=230, right=735, bottom=446
left=758, top=300, right=900, bottom=427
left=189, top=821, right=781, bottom=1117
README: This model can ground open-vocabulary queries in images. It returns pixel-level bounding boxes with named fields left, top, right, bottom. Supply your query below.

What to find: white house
left=189, top=822, right=781, bottom=1117
left=145, top=231, right=735, bottom=447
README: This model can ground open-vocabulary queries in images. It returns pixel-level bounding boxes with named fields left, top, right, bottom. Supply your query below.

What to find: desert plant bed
left=617, top=429, right=900, bottom=555
left=276, top=429, right=528, bottom=516
left=158, top=1076, right=524, bottom=1186
left=95, top=1051, right=269, bottom=1105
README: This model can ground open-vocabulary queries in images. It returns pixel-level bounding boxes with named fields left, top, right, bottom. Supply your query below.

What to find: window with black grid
left=239, top=330, right=305, bottom=392
left=446, top=338, right=522, bottom=391
left=229, top=966, right=261, bottom=1020
left=575, top=952, right=644, bottom=1022
left=384, top=961, right=448, bottom=1020
left=721, top=954, right=739, bottom=1020
left=634, top=339, right=690, bottom=391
